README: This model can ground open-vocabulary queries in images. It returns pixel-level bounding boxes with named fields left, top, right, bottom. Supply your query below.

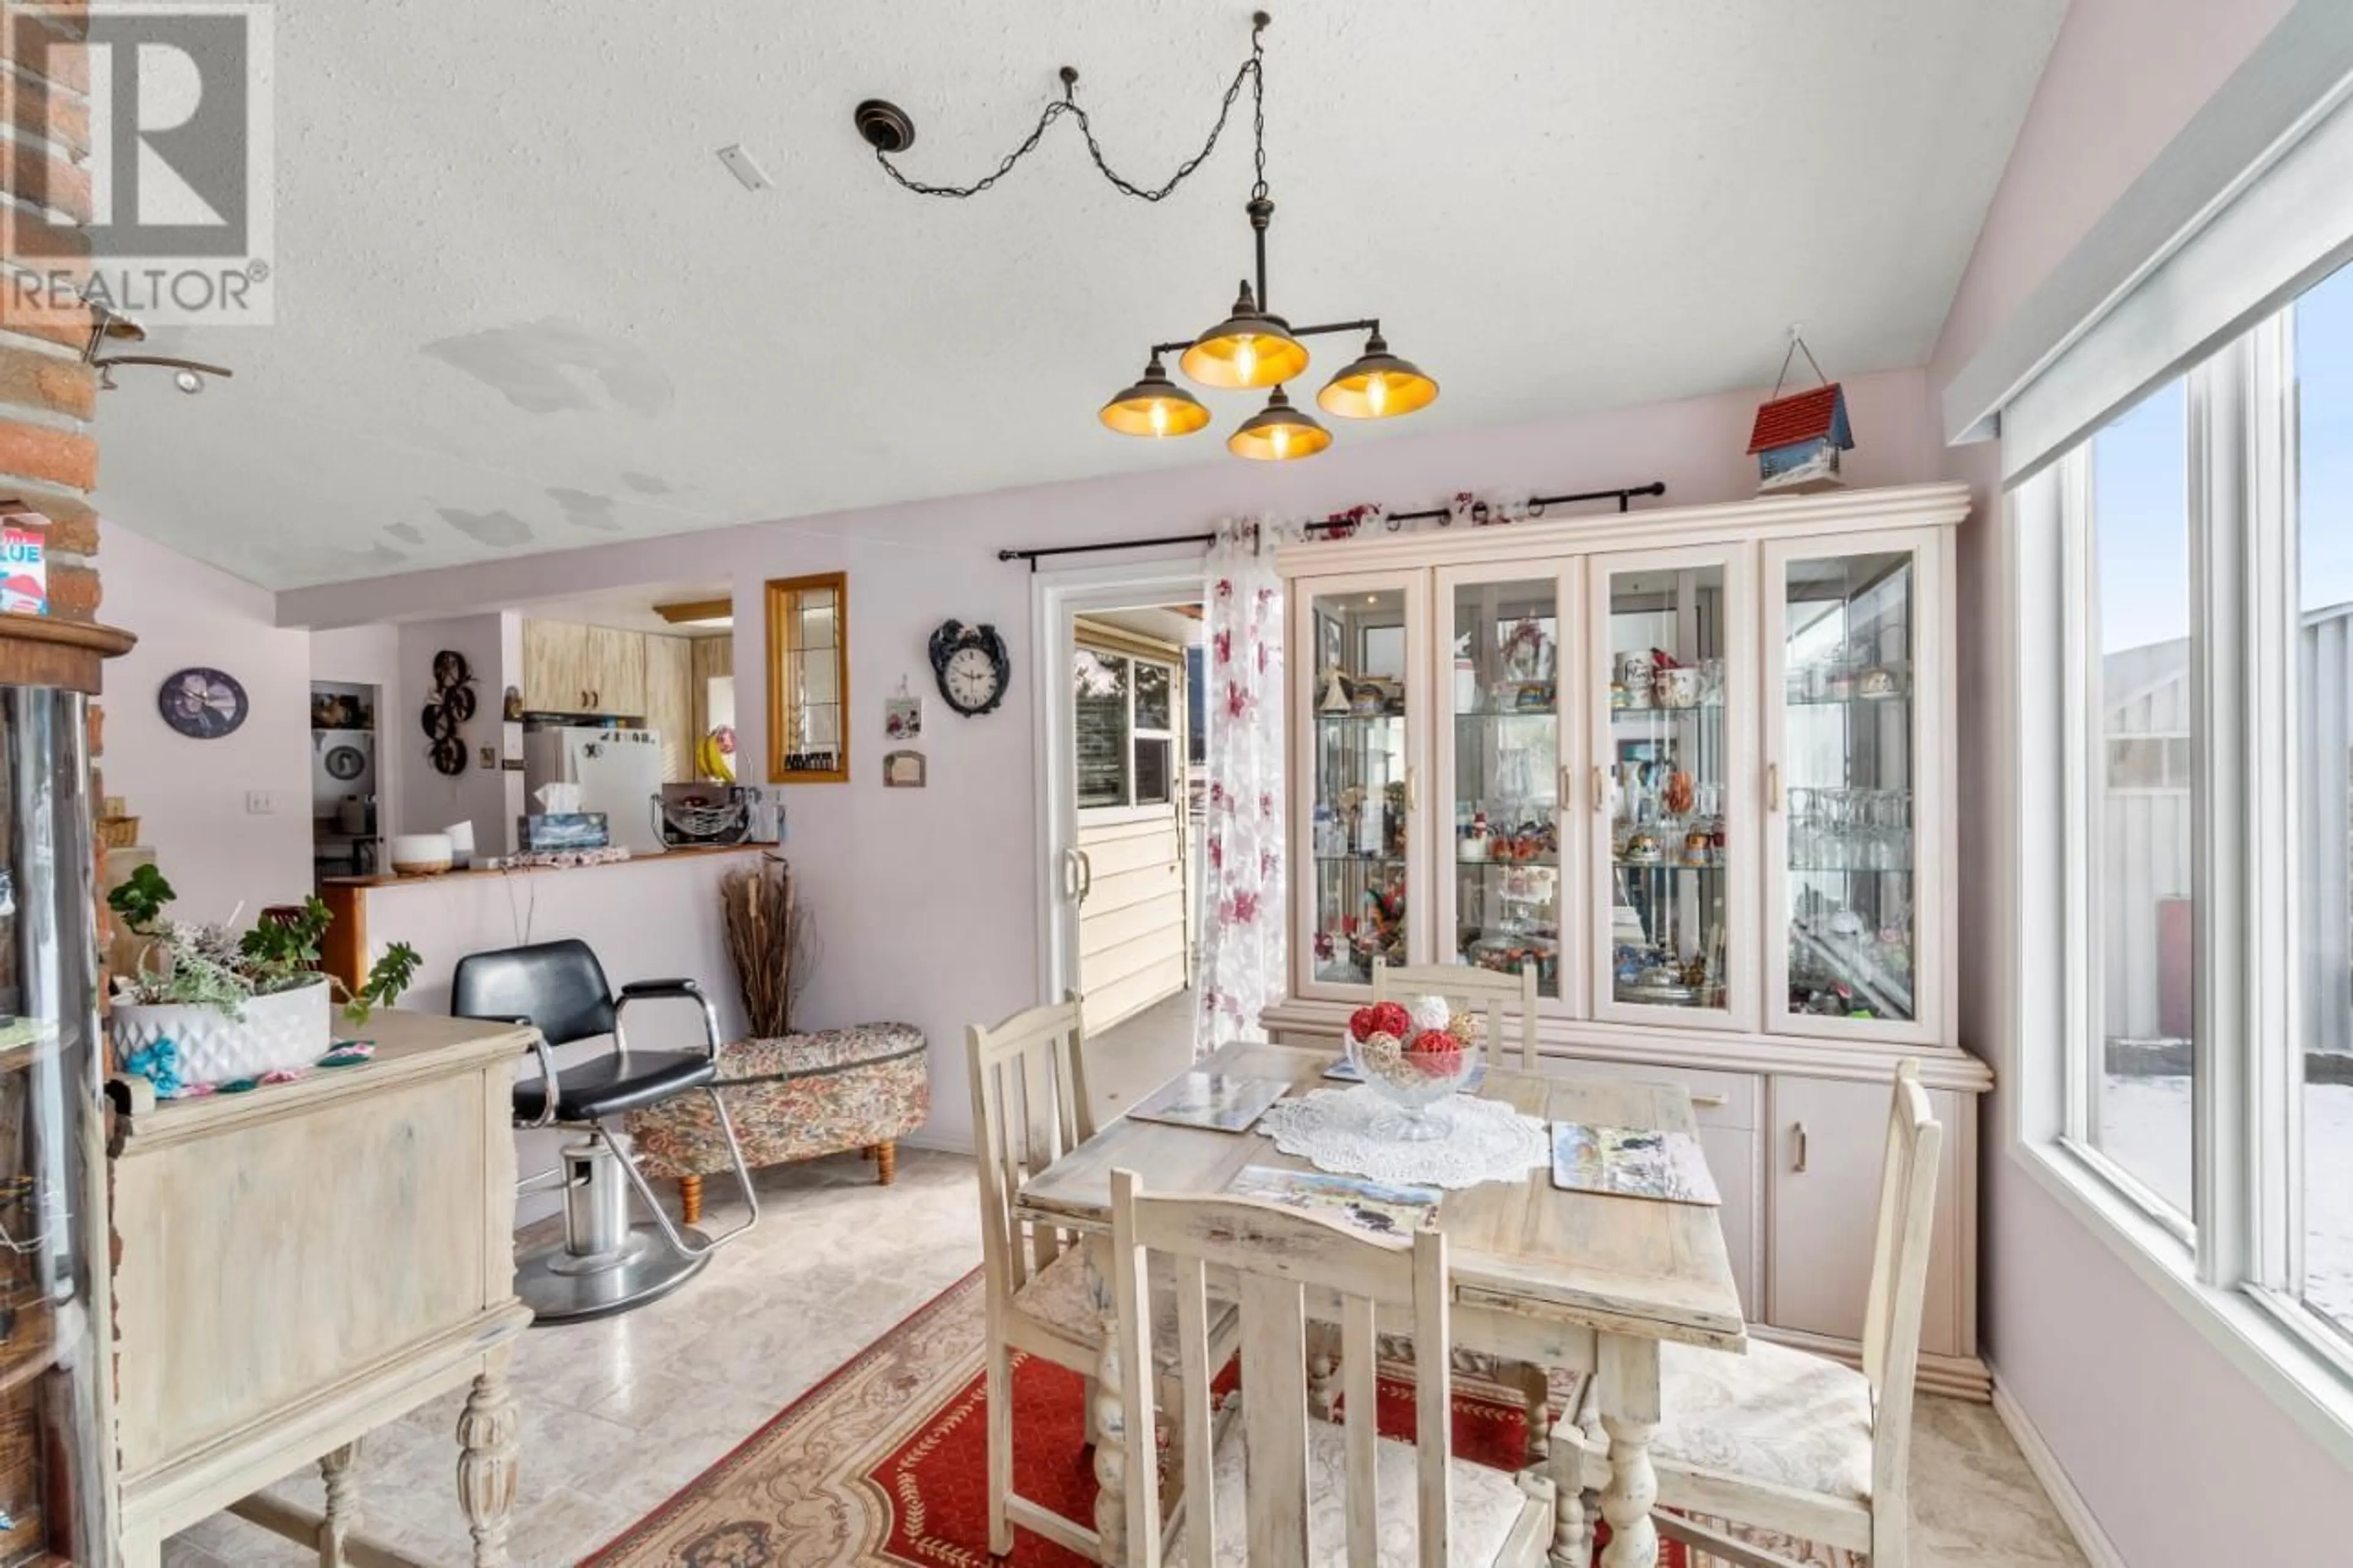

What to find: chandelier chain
left=872, top=25, right=1268, bottom=205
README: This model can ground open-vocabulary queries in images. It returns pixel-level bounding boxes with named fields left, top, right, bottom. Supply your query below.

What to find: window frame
left=2014, top=312, right=2353, bottom=1460
left=1074, top=631, right=1185, bottom=816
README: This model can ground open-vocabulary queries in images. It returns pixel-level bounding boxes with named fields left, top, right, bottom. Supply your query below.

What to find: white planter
left=110, top=975, right=333, bottom=1089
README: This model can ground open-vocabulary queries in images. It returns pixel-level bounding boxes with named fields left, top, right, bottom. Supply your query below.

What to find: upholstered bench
left=626, top=1023, right=929, bottom=1223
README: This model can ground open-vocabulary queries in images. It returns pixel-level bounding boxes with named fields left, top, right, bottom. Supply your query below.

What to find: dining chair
left=1110, top=1166, right=1555, bottom=1567
left=1371, top=958, right=1540, bottom=1070
left=1552, top=1060, right=1945, bottom=1567
left=967, top=996, right=1242, bottom=1561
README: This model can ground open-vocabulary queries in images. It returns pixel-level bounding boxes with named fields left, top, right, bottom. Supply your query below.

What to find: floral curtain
left=1196, top=520, right=1288, bottom=1053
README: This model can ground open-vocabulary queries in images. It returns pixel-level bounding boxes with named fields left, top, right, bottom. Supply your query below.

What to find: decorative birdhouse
left=1747, top=382, right=1852, bottom=494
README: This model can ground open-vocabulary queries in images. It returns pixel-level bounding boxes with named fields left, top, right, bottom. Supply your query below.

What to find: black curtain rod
left=998, top=482, right=1666, bottom=570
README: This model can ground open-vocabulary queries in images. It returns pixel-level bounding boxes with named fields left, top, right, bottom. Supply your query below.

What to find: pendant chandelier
left=855, top=11, right=1436, bottom=462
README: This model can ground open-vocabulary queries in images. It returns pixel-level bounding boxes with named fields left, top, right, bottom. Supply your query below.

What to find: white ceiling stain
left=94, top=1, right=2065, bottom=590
left=549, top=487, right=623, bottom=531
left=420, top=317, right=676, bottom=418
left=435, top=505, right=535, bottom=548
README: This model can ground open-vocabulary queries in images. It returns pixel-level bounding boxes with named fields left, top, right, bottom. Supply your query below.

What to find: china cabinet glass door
left=1295, top=574, right=1428, bottom=996
left=1436, top=564, right=1575, bottom=1006
left=1587, top=545, right=1757, bottom=1029
left=1764, top=531, right=1948, bottom=1044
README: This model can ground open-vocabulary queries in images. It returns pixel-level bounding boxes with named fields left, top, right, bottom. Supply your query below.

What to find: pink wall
left=1931, top=4, right=2352, bottom=1564
left=104, top=525, right=314, bottom=923
left=279, top=368, right=1938, bottom=1150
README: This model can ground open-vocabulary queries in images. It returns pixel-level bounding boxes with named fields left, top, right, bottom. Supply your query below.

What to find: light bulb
left=174, top=368, right=203, bottom=395
left=1365, top=374, right=1389, bottom=416
left=1271, top=423, right=1290, bottom=459
left=1235, top=339, right=1257, bottom=385
left=1149, top=400, right=1169, bottom=436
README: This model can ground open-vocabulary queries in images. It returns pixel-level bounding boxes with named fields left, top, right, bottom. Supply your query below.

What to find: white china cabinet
left=1264, top=483, right=1991, bottom=1396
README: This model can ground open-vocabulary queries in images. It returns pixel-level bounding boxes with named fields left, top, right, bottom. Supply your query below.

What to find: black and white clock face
left=944, top=646, right=1001, bottom=711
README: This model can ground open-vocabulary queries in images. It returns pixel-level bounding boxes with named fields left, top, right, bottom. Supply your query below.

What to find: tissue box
left=518, top=813, right=608, bottom=852
left=0, top=523, right=44, bottom=615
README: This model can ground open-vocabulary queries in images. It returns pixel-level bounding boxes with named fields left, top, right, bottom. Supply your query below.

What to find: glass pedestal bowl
left=1346, top=1034, right=1482, bottom=1142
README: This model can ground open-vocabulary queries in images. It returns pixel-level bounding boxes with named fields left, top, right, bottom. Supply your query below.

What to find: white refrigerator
left=521, top=727, right=667, bottom=853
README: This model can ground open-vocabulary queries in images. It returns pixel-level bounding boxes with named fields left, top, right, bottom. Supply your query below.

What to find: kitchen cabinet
left=1767, top=1072, right=1966, bottom=1360
left=521, top=619, right=648, bottom=718
left=643, top=634, right=694, bottom=781
left=1264, top=482, right=1990, bottom=1396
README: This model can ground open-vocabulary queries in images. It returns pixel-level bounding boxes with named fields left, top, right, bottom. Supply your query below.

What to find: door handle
left=1077, top=849, right=1094, bottom=904
left=1404, top=768, right=1419, bottom=812
left=1591, top=765, right=1605, bottom=812
left=1768, top=763, right=1783, bottom=812
left=1792, top=1121, right=1809, bottom=1173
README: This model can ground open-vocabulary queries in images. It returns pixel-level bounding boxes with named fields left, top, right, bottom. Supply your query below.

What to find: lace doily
left=1255, top=1085, right=1550, bottom=1189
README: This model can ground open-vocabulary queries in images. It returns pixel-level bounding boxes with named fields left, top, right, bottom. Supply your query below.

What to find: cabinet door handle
left=1404, top=768, right=1420, bottom=812
left=1691, top=1093, right=1727, bottom=1110
left=1792, top=1121, right=1809, bottom=1173
left=1591, top=765, right=1605, bottom=811
left=1768, top=762, right=1783, bottom=812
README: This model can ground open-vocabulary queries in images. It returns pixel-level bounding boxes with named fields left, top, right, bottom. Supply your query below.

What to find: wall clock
left=928, top=619, right=1010, bottom=717
left=158, top=667, right=248, bottom=740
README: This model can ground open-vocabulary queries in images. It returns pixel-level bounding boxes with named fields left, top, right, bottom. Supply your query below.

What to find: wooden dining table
left=1015, top=1039, right=1747, bottom=1568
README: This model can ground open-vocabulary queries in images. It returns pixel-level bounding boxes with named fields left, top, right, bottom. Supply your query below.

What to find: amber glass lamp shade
left=1179, top=280, right=1309, bottom=390
left=1099, top=356, right=1211, bottom=438
left=1316, top=333, right=1439, bottom=420
left=1226, top=386, right=1332, bottom=462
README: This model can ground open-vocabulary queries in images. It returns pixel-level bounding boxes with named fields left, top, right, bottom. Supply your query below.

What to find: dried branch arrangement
left=721, top=855, right=819, bottom=1037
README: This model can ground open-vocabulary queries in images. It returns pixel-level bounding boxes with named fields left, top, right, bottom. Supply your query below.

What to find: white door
left=1074, top=637, right=1189, bottom=1035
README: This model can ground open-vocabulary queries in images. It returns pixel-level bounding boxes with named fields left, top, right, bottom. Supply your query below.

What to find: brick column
left=0, top=1, right=97, bottom=619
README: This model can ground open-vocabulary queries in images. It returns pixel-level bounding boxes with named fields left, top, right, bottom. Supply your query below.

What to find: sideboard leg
left=318, top=1438, right=363, bottom=1567
left=679, top=1173, right=704, bottom=1226
left=457, top=1352, right=521, bottom=1568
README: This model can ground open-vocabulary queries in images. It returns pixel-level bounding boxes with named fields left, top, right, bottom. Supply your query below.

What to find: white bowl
left=389, top=832, right=454, bottom=876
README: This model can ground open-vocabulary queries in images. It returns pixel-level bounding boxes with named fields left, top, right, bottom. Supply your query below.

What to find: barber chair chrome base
left=517, top=1134, right=713, bottom=1320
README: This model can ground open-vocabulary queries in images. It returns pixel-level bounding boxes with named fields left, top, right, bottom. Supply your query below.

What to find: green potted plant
left=106, top=866, right=420, bottom=1093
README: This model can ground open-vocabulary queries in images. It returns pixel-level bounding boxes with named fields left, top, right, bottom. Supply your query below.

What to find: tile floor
left=164, top=1014, right=2093, bottom=1567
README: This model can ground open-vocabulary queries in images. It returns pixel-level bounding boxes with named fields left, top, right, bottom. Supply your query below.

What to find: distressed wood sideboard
left=112, top=1011, right=534, bottom=1566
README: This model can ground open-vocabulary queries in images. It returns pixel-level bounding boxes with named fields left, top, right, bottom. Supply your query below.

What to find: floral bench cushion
left=627, top=1022, right=928, bottom=1179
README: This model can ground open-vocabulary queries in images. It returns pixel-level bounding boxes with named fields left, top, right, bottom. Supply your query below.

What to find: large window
left=1074, top=644, right=1179, bottom=811
left=2295, top=262, right=2353, bottom=1341
left=2030, top=271, right=2353, bottom=1419
left=2084, top=381, right=2196, bottom=1219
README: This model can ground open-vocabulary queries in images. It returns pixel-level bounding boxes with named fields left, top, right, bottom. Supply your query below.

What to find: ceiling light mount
left=853, top=99, right=915, bottom=154
left=857, top=9, right=1434, bottom=461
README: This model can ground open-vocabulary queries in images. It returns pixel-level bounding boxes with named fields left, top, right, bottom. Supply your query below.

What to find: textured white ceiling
left=95, top=1, right=2063, bottom=591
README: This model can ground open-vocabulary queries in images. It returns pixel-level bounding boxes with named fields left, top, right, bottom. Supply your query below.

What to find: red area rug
left=587, top=1269, right=1843, bottom=1566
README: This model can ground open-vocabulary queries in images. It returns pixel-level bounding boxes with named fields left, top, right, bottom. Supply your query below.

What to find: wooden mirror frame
left=765, top=571, right=849, bottom=784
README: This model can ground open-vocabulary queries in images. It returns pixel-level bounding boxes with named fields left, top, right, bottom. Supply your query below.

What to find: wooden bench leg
left=875, top=1140, right=898, bottom=1185
left=679, top=1174, right=703, bottom=1227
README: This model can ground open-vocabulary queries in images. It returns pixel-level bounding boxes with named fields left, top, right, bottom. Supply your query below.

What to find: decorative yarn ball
left=1408, top=995, right=1452, bottom=1036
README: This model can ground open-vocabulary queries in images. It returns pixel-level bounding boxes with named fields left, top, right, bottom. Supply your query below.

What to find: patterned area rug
left=586, top=1270, right=1851, bottom=1567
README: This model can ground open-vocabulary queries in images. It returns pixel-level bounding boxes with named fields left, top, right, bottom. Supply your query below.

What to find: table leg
left=1085, top=1232, right=1129, bottom=1564
left=318, top=1439, right=363, bottom=1567
left=1596, top=1333, right=1661, bottom=1568
left=457, top=1350, right=521, bottom=1568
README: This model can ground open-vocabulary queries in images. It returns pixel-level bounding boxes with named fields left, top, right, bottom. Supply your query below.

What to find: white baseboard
left=1988, top=1374, right=2129, bottom=1568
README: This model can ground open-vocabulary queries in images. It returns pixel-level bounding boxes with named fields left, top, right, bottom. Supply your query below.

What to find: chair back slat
left=1238, top=1273, right=1313, bottom=1568
left=1111, top=1169, right=1454, bottom=1568
left=1860, top=1061, right=1944, bottom=1540
left=1373, top=958, right=1540, bottom=1070
left=966, top=996, right=1096, bottom=1300
left=1340, top=1295, right=1380, bottom=1568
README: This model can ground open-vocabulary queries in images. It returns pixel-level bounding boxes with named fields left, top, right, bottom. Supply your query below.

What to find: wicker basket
left=96, top=816, right=138, bottom=849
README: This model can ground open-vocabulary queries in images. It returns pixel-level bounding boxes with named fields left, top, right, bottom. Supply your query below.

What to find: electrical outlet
left=245, top=790, right=276, bottom=815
